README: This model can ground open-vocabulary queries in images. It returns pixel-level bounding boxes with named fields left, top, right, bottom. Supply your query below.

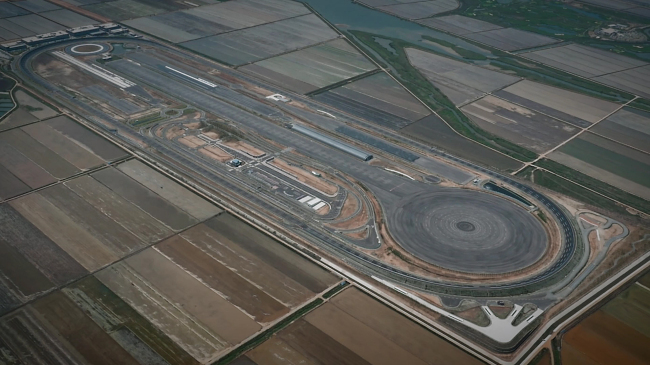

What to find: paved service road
left=389, top=189, right=548, bottom=274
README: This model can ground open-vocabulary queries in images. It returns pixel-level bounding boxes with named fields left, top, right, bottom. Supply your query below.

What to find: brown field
left=157, top=235, right=289, bottom=323
left=21, top=122, right=105, bottom=170
left=325, top=288, right=483, bottom=364
left=39, top=184, right=144, bottom=255
left=96, top=262, right=226, bottom=363
left=178, top=135, right=205, bottom=148
left=91, top=168, right=198, bottom=231
left=66, top=275, right=199, bottom=365
left=125, top=248, right=261, bottom=344
left=65, top=176, right=173, bottom=243
left=0, top=204, right=88, bottom=286
left=563, top=310, right=650, bottom=365
left=180, top=223, right=314, bottom=307
left=0, top=239, right=53, bottom=298
left=200, top=144, right=233, bottom=162
left=32, top=291, right=141, bottom=365
left=45, top=116, right=128, bottom=161
left=239, top=288, right=483, bottom=364
left=116, top=159, right=222, bottom=221
left=270, top=158, right=338, bottom=195
left=205, top=213, right=337, bottom=293
left=287, top=296, right=443, bottom=364
left=0, top=128, right=79, bottom=179
left=247, top=337, right=318, bottom=365
left=252, top=320, right=371, bottom=365
left=223, top=140, right=265, bottom=157
left=10, top=193, right=118, bottom=271
left=0, top=140, right=57, bottom=189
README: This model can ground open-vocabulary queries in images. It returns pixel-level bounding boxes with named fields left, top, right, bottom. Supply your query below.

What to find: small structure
left=109, top=28, right=128, bottom=35
left=229, top=159, right=242, bottom=167
left=23, top=31, right=69, bottom=46
left=0, top=41, right=26, bottom=52
left=100, top=23, right=120, bottom=31
left=67, top=25, right=100, bottom=37
left=266, top=94, right=291, bottom=102
left=101, top=52, right=112, bottom=61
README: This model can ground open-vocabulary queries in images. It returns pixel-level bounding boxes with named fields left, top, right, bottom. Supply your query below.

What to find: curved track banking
left=14, top=37, right=578, bottom=296
left=389, top=189, right=548, bottom=274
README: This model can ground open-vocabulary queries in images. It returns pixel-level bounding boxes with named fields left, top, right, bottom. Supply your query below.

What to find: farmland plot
left=82, top=0, right=166, bottom=20
left=494, top=80, right=620, bottom=128
left=522, top=44, right=650, bottom=98
left=406, top=47, right=519, bottom=105
left=378, top=0, right=459, bottom=20
left=418, top=15, right=502, bottom=35
left=123, top=12, right=233, bottom=44
left=313, top=72, right=430, bottom=128
left=180, top=14, right=338, bottom=66
left=590, top=107, right=650, bottom=153
left=14, top=0, right=61, bottom=13
left=464, top=28, right=558, bottom=51
left=205, top=213, right=338, bottom=294
left=0, top=2, right=30, bottom=18
left=240, top=39, right=376, bottom=94
left=562, top=281, right=650, bottom=365
left=522, top=44, right=647, bottom=78
left=549, top=133, right=650, bottom=200
left=4, top=14, right=65, bottom=34
left=116, top=159, right=223, bottom=221
left=594, top=65, right=650, bottom=100
left=238, top=288, right=484, bottom=365
left=40, top=9, right=98, bottom=27
left=184, top=0, right=309, bottom=31
left=157, top=235, right=290, bottom=323
left=66, top=275, right=198, bottom=365
left=179, top=223, right=317, bottom=306
left=401, top=114, right=523, bottom=171
left=461, top=95, right=579, bottom=153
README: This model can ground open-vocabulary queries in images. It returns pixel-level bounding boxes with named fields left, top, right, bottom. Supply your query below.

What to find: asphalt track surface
left=15, top=37, right=579, bottom=294
left=389, top=189, right=547, bottom=274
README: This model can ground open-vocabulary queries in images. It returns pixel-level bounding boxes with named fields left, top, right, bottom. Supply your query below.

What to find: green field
left=529, top=159, right=650, bottom=215
left=556, top=135, right=650, bottom=190
left=602, top=284, right=650, bottom=338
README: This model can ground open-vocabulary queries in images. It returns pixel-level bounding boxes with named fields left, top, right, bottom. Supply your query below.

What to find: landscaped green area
left=457, top=0, right=650, bottom=61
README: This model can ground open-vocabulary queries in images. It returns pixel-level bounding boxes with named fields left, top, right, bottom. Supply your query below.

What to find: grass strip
left=213, top=298, right=325, bottom=365
left=323, top=281, right=350, bottom=299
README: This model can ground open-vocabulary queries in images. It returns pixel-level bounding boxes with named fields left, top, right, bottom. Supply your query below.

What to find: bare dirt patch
left=343, top=227, right=368, bottom=240
left=200, top=145, right=233, bottom=163
left=223, top=140, right=265, bottom=158
left=270, top=158, right=338, bottom=195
